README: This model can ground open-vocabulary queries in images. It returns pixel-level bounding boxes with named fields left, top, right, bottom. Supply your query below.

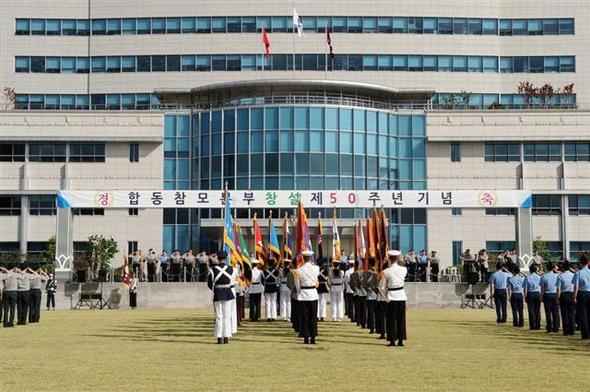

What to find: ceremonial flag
left=372, top=209, right=382, bottom=271
left=359, top=219, right=366, bottom=260
left=223, top=188, right=240, bottom=266
left=326, top=27, right=334, bottom=59
left=122, top=252, right=130, bottom=289
left=367, top=217, right=376, bottom=259
left=295, top=201, right=312, bottom=266
left=262, top=27, right=271, bottom=57
left=268, top=214, right=281, bottom=260
left=317, top=212, right=324, bottom=263
left=280, top=213, right=293, bottom=267
left=353, top=222, right=360, bottom=271
left=253, top=213, right=266, bottom=268
left=379, top=207, right=389, bottom=272
left=331, top=209, right=341, bottom=262
left=293, top=8, right=304, bottom=37
left=235, top=224, right=253, bottom=285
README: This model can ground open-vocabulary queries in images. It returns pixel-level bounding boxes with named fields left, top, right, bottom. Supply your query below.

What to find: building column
left=19, top=195, right=28, bottom=258
left=54, top=163, right=73, bottom=281
left=516, top=208, right=533, bottom=259
left=561, top=195, right=570, bottom=260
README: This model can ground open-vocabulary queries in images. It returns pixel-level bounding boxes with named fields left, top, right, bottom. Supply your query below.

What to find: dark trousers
left=352, top=295, right=359, bottom=323
left=198, top=263, right=208, bottom=282
left=357, top=296, right=367, bottom=328
left=129, top=292, right=137, bottom=308
left=300, top=300, right=318, bottom=338
left=29, top=289, right=42, bottom=323
left=480, top=267, right=488, bottom=283
left=0, top=297, right=3, bottom=324
left=576, top=291, right=590, bottom=339
left=386, top=300, right=407, bottom=343
left=249, top=293, right=261, bottom=321
left=171, top=263, right=181, bottom=282
left=366, top=299, right=376, bottom=332
left=375, top=301, right=386, bottom=336
left=493, top=289, right=507, bottom=323
left=559, top=292, right=576, bottom=336
left=526, top=292, right=542, bottom=330
left=346, top=293, right=355, bottom=322
left=510, top=293, right=524, bottom=327
left=237, top=295, right=245, bottom=323
left=161, top=265, right=169, bottom=282
left=418, top=264, right=427, bottom=282
left=17, top=290, right=31, bottom=325
left=3, top=291, right=17, bottom=327
left=291, top=298, right=301, bottom=333
left=543, top=293, right=560, bottom=332
left=46, top=292, right=55, bottom=309
left=407, top=264, right=416, bottom=282
left=431, top=265, right=439, bottom=282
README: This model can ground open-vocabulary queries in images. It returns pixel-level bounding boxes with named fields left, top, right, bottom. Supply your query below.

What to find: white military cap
left=348, top=259, right=355, bottom=264
left=251, top=259, right=259, bottom=264
left=302, top=250, right=314, bottom=257
left=388, top=250, right=402, bottom=257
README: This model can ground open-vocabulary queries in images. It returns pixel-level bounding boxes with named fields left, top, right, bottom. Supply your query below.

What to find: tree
left=87, top=235, right=119, bottom=280
left=533, top=236, right=555, bottom=262
left=2, top=87, right=16, bottom=109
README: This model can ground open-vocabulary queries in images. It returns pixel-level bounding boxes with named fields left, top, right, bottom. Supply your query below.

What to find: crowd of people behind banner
left=0, top=262, right=57, bottom=328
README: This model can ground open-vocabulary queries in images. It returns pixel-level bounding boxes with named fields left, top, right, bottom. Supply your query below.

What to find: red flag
left=317, top=212, right=324, bottom=263
left=326, top=27, right=334, bottom=59
left=373, top=209, right=382, bottom=271
left=253, top=213, right=266, bottom=268
left=122, top=253, right=130, bottom=289
left=262, top=27, right=271, bottom=58
left=295, top=201, right=312, bottom=267
left=353, top=222, right=360, bottom=271
left=379, top=208, right=389, bottom=272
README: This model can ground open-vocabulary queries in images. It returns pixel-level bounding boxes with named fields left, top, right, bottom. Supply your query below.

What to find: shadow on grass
left=435, top=319, right=590, bottom=354
left=85, top=314, right=389, bottom=347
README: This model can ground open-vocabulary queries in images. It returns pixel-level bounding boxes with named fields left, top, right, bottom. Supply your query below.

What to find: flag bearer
left=329, top=260, right=344, bottom=321
left=362, top=259, right=377, bottom=334
left=344, top=259, right=355, bottom=321
left=207, top=251, right=235, bottom=344
left=279, top=259, right=292, bottom=321
left=249, top=260, right=263, bottom=322
left=295, top=250, right=320, bottom=344
left=262, top=258, right=279, bottom=321
left=317, top=264, right=330, bottom=321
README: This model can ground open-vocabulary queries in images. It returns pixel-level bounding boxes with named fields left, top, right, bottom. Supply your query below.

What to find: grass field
left=1, top=307, right=588, bottom=392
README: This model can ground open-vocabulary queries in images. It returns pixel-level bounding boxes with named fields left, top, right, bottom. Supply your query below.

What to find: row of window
left=14, top=54, right=576, bottom=74
left=484, top=143, right=590, bottom=162
left=0, top=143, right=105, bottom=162
left=432, top=93, right=576, bottom=110
left=15, top=93, right=160, bottom=111
left=0, top=196, right=105, bottom=217
left=15, top=16, right=574, bottom=36
left=13, top=92, right=578, bottom=112
left=532, top=195, right=590, bottom=215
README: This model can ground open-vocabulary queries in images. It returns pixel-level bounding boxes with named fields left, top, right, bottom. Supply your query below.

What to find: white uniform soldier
left=279, top=259, right=292, bottom=321
left=329, top=261, right=345, bottom=321
left=248, top=260, right=263, bottom=322
left=383, top=250, right=408, bottom=347
left=295, top=250, right=320, bottom=344
left=344, top=259, right=355, bottom=321
left=230, top=263, right=240, bottom=334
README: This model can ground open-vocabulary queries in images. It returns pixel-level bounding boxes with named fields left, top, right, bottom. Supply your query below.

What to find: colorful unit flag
left=262, top=27, right=271, bottom=57
left=379, top=207, right=389, bottom=272
left=253, top=213, right=266, bottom=268
left=331, top=209, right=341, bottom=262
left=268, top=214, right=281, bottom=261
left=281, top=213, right=293, bottom=265
left=354, top=222, right=360, bottom=271
left=293, top=8, right=304, bottom=37
left=235, top=224, right=253, bottom=285
left=122, top=252, right=130, bottom=289
left=223, top=189, right=239, bottom=266
left=317, top=212, right=324, bottom=263
left=295, top=200, right=312, bottom=266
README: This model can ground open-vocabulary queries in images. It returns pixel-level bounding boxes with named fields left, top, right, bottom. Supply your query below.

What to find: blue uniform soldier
left=573, top=255, right=590, bottom=340
left=489, top=262, right=512, bottom=323
left=540, top=263, right=560, bottom=333
left=557, top=260, right=576, bottom=336
left=507, top=268, right=525, bottom=327
left=207, top=251, right=235, bottom=344
left=524, top=265, right=543, bottom=330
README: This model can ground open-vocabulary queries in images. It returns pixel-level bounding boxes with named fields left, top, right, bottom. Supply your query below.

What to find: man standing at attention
left=557, top=260, right=576, bottom=336
left=383, top=250, right=407, bottom=347
left=489, top=262, right=512, bottom=324
left=572, top=255, right=590, bottom=340
left=207, top=251, right=235, bottom=344
left=248, top=259, right=263, bottom=322
left=540, top=262, right=560, bottom=333
left=295, top=250, right=320, bottom=344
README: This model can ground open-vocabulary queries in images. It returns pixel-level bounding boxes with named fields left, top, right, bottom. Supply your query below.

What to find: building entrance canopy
left=57, top=190, right=532, bottom=209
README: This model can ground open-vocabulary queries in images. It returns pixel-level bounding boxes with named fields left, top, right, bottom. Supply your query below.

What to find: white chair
left=450, top=267, right=461, bottom=282
left=441, top=267, right=451, bottom=282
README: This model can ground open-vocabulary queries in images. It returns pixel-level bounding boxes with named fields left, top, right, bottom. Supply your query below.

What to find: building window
left=486, top=241, right=516, bottom=256
left=28, top=144, right=66, bottom=162
left=128, top=241, right=138, bottom=254
left=72, top=208, right=104, bottom=216
left=0, top=242, right=20, bottom=255
left=568, top=195, right=590, bottom=215
left=128, top=208, right=139, bottom=216
left=129, top=143, right=139, bottom=162
left=564, top=143, right=590, bottom=161
left=0, top=196, right=21, bottom=216
left=570, top=242, right=590, bottom=262
left=26, top=242, right=50, bottom=261
left=532, top=195, right=561, bottom=215
left=0, top=143, right=25, bottom=162
left=451, top=208, right=462, bottom=216
left=452, top=241, right=462, bottom=265
left=523, top=143, right=561, bottom=162
left=484, top=143, right=520, bottom=162
left=450, top=143, right=461, bottom=162
left=29, top=195, right=56, bottom=216
left=485, top=208, right=516, bottom=216
left=69, top=144, right=105, bottom=162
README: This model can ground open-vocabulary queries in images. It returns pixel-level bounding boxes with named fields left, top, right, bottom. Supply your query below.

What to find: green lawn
left=1, top=308, right=588, bottom=392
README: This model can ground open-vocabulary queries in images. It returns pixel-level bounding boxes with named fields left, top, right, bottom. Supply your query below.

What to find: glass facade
left=162, top=107, right=427, bottom=253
